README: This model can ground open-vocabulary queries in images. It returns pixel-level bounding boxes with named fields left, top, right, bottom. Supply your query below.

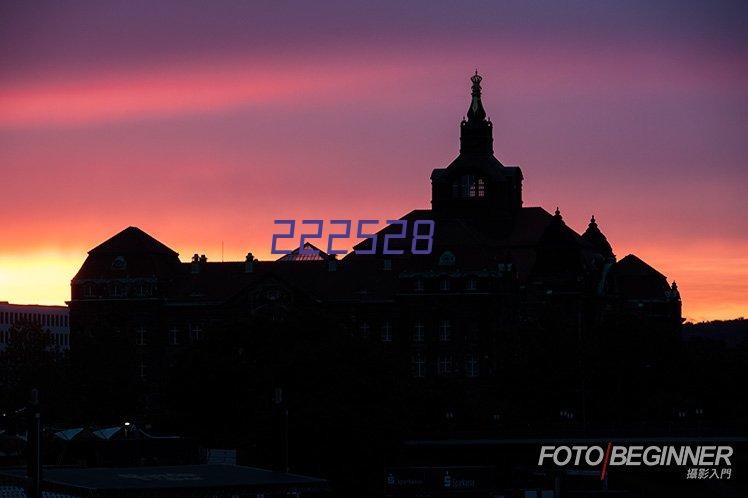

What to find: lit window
left=438, top=320, right=451, bottom=341
left=380, top=321, right=392, bottom=342
left=477, top=178, right=486, bottom=197
left=453, top=175, right=487, bottom=199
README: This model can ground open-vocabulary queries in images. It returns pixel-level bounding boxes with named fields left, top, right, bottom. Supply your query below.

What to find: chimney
left=245, top=252, right=255, bottom=273
left=191, top=254, right=200, bottom=274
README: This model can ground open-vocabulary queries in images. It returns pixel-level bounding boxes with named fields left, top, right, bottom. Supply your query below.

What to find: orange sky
left=1, top=1, right=746, bottom=322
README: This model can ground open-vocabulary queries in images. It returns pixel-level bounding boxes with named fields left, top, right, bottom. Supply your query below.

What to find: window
left=136, top=326, right=146, bottom=346
left=112, top=284, right=124, bottom=297
left=84, top=284, right=94, bottom=297
left=136, top=284, right=151, bottom=297
left=412, top=353, right=426, bottom=378
left=438, top=320, right=451, bottom=341
left=189, top=324, right=202, bottom=342
left=138, top=362, right=147, bottom=380
left=440, top=279, right=450, bottom=291
left=437, top=355, right=453, bottom=376
left=438, top=251, right=455, bottom=266
left=380, top=321, right=392, bottom=342
left=465, top=354, right=479, bottom=377
left=358, top=322, right=370, bottom=337
left=466, top=278, right=477, bottom=291
left=453, top=175, right=487, bottom=199
left=169, top=327, right=179, bottom=346
left=383, top=259, right=392, bottom=271
left=413, top=321, right=424, bottom=342
left=414, top=279, right=424, bottom=292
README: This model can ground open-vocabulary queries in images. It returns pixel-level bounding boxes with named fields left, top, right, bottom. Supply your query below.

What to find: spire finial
left=466, top=71, right=486, bottom=122
left=555, top=206, right=561, bottom=217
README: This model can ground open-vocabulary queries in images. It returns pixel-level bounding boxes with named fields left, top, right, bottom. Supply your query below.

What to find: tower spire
left=459, top=71, right=493, bottom=154
left=467, top=70, right=487, bottom=122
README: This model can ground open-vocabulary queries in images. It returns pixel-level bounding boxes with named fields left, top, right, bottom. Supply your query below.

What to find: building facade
left=68, top=73, right=682, bottom=423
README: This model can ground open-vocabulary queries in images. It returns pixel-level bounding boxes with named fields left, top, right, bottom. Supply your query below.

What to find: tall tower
left=460, top=71, right=493, bottom=154
left=431, top=72, right=523, bottom=220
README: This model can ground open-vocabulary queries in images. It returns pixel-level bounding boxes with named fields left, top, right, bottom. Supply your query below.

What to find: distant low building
left=0, top=301, right=70, bottom=352
left=0, top=464, right=327, bottom=497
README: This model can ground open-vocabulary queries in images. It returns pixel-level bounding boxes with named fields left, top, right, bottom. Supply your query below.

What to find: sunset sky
left=1, top=0, right=746, bottom=322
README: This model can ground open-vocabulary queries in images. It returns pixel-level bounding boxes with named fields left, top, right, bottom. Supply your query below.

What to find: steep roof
left=89, top=227, right=178, bottom=256
left=614, top=254, right=667, bottom=279
left=607, top=254, right=671, bottom=299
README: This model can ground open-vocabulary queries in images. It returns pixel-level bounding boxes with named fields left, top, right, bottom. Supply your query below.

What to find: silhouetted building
left=68, top=73, right=682, bottom=424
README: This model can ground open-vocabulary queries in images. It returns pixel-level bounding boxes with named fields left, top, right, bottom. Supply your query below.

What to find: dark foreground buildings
left=65, top=74, right=693, bottom=495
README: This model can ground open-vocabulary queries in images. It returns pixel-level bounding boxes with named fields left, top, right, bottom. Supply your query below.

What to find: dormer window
left=453, top=175, right=486, bottom=198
